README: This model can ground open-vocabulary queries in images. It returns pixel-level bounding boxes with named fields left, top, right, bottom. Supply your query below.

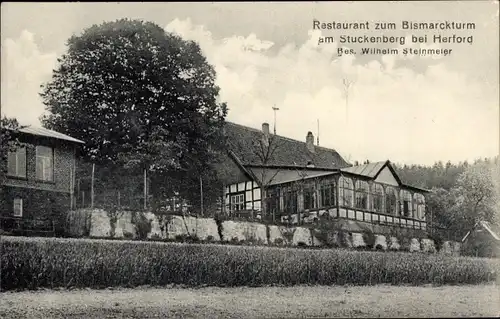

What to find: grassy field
left=1, top=236, right=499, bottom=291
left=0, top=284, right=499, bottom=318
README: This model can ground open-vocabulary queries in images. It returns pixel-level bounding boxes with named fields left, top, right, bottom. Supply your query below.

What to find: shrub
left=123, top=231, right=134, bottom=239
left=65, top=210, right=91, bottom=237
left=362, top=231, right=376, bottom=250
left=132, top=212, right=152, bottom=240
left=150, top=233, right=161, bottom=241
left=274, top=238, right=284, bottom=246
left=175, top=234, right=189, bottom=242
left=174, top=234, right=199, bottom=243
left=1, top=236, right=499, bottom=291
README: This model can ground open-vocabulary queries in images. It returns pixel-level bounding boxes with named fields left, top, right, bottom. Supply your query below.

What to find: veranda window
left=401, top=190, right=413, bottom=217
left=266, top=188, right=280, bottom=216
left=303, top=186, right=316, bottom=210
left=371, top=183, right=384, bottom=213
left=355, top=180, right=369, bottom=210
left=339, top=176, right=354, bottom=207
left=414, top=193, right=425, bottom=220
left=385, top=186, right=398, bottom=215
left=283, top=188, right=298, bottom=214
left=320, top=181, right=337, bottom=207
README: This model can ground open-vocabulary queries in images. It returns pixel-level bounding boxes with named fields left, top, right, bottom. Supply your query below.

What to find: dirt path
left=1, top=284, right=499, bottom=318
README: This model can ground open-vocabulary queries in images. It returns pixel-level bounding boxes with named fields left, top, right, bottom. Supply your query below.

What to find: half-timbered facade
left=219, top=121, right=429, bottom=230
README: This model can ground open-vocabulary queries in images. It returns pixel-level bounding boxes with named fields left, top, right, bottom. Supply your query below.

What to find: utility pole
left=272, top=105, right=279, bottom=135
left=91, top=163, right=95, bottom=208
left=143, top=169, right=148, bottom=211
left=343, top=78, right=354, bottom=124
left=200, top=176, right=204, bottom=216
left=317, top=119, right=320, bottom=146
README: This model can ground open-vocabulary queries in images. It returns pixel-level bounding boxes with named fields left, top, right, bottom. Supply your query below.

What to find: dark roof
left=224, top=122, right=349, bottom=169
left=8, top=126, right=84, bottom=144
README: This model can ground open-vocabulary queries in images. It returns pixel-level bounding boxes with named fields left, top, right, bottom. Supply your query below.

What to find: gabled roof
left=224, top=122, right=349, bottom=170
left=340, top=160, right=429, bottom=192
left=8, top=125, right=84, bottom=144
left=462, top=221, right=500, bottom=242
left=340, top=161, right=387, bottom=178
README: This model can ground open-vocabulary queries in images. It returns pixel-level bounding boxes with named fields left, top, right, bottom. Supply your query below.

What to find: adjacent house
left=461, top=221, right=500, bottom=257
left=220, top=122, right=429, bottom=233
left=1, top=126, right=83, bottom=229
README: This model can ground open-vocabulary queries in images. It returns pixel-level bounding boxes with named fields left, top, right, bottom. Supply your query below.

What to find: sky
left=1, top=2, right=499, bottom=166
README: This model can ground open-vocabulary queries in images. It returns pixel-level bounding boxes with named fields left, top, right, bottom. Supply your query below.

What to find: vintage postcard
left=1, top=1, right=499, bottom=318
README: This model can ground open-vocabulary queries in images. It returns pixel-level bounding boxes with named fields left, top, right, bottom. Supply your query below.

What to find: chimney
left=262, top=122, right=270, bottom=146
left=262, top=123, right=270, bottom=136
left=306, top=131, right=315, bottom=153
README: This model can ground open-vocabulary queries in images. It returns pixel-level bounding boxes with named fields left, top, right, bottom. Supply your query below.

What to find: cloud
left=1, top=30, right=57, bottom=126
left=166, top=18, right=498, bottom=165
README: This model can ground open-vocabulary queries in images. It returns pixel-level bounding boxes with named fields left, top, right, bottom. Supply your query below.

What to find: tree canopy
left=397, top=158, right=499, bottom=238
left=40, top=19, right=227, bottom=210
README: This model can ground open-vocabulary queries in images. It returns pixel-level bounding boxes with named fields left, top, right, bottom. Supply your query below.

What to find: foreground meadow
left=1, top=284, right=499, bottom=318
left=1, top=236, right=499, bottom=291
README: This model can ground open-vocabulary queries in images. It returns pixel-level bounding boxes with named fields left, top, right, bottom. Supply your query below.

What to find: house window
left=36, top=146, right=54, bottom=181
left=414, top=193, right=425, bottom=220
left=303, top=185, right=316, bottom=210
left=355, top=180, right=369, bottom=210
left=371, top=183, right=384, bottom=213
left=230, top=193, right=245, bottom=212
left=339, top=176, right=354, bottom=207
left=401, top=190, right=413, bottom=217
left=13, top=198, right=23, bottom=217
left=283, top=188, right=298, bottom=214
left=385, top=186, right=398, bottom=215
left=320, top=181, right=337, bottom=208
left=7, top=147, right=26, bottom=178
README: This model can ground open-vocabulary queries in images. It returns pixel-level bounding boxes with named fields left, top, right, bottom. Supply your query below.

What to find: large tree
left=40, top=19, right=227, bottom=210
left=426, top=160, right=499, bottom=240
left=448, top=162, right=498, bottom=230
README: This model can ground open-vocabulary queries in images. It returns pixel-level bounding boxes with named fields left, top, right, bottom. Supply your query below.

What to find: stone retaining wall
left=66, top=209, right=461, bottom=255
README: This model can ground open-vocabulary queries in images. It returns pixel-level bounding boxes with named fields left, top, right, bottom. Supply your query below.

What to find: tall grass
left=1, top=236, right=498, bottom=291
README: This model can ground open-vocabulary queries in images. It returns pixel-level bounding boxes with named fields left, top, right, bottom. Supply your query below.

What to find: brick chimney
left=306, top=131, right=315, bottom=153
left=262, top=123, right=270, bottom=146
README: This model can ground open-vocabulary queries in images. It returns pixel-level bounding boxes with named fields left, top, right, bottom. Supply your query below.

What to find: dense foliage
left=0, top=117, right=21, bottom=185
left=395, top=157, right=500, bottom=236
left=1, top=236, right=498, bottom=291
left=40, top=19, right=227, bottom=211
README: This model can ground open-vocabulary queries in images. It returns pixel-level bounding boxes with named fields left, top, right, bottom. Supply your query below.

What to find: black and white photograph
left=1, top=1, right=499, bottom=318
